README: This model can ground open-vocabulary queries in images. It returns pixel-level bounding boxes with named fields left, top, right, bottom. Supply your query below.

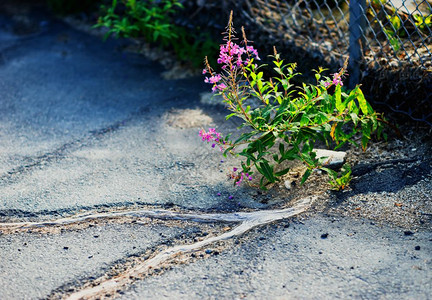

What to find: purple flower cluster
left=331, top=73, right=344, bottom=86
left=231, top=167, right=253, bottom=186
left=217, top=41, right=260, bottom=70
left=203, top=40, right=260, bottom=93
left=324, top=72, right=344, bottom=88
left=204, top=74, right=221, bottom=84
left=203, top=73, right=227, bottom=92
left=199, top=128, right=224, bottom=151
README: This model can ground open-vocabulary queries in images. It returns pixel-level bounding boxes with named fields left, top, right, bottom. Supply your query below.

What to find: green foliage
left=172, top=29, right=219, bottom=68
left=203, top=15, right=385, bottom=190
left=384, top=14, right=403, bottom=52
left=370, top=0, right=432, bottom=53
left=94, top=0, right=219, bottom=67
left=224, top=61, right=382, bottom=189
left=413, top=14, right=432, bottom=31
left=95, top=0, right=182, bottom=42
left=322, top=164, right=352, bottom=191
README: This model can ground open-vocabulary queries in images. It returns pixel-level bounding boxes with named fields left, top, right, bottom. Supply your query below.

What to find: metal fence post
left=348, top=0, right=366, bottom=89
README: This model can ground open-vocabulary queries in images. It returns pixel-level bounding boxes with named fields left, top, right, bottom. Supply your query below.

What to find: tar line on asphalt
left=1, top=196, right=314, bottom=299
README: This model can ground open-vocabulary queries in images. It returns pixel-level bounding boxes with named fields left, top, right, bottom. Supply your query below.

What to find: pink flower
left=216, top=83, right=227, bottom=91
left=332, top=73, right=343, bottom=86
left=216, top=40, right=260, bottom=71
left=204, top=74, right=221, bottom=84
left=202, top=69, right=207, bottom=75
left=323, top=72, right=345, bottom=88
left=199, top=128, right=224, bottom=147
left=246, top=46, right=260, bottom=60
left=229, top=169, right=253, bottom=186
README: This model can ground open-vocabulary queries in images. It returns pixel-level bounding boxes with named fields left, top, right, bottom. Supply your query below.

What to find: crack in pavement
left=64, top=197, right=313, bottom=300
left=0, top=197, right=314, bottom=232
left=1, top=196, right=314, bottom=299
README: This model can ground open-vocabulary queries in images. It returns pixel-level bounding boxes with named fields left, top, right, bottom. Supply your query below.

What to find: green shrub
left=94, top=0, right=219, bottom=68
left=200, top=12, right=385, bottom=190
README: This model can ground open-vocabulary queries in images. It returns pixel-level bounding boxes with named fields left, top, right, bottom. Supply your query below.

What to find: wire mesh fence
left=364, top=0, right=432, bottom=69
left=238, top=0, right=431, bottom=71
left=229, top=0, right=432, bottom=124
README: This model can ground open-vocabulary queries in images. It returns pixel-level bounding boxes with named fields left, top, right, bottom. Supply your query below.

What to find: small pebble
left=404, top=231, right=414, bottom=236
left=415, top=246, right=421, bottom=251
left=321, top=233, right=329, bottom=239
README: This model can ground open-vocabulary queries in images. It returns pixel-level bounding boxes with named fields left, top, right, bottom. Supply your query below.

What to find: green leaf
left=226, top=113, right=237, bottom=120
left=259, top=161, right=276, bottom=183
left=321, top=167, right=337, bottom=179
left=234, top=132, right=256, bottom=145
left=335, top=85, right=344, bottom=112
left=239, top=151, right=257, bottom=162
left=275, top=168, right=290, bottom=177
left=300, top=114, right=310, bottom=127
left=350, top=112, right=359, bottom=126
left=279, top=143, right=285, bottom=155
left=301, top=169, right=312, bottom=185
left=356, top=88, right=370, bottom=115
left=282, top=147, right=299, bottom=161
left=361, top=135, right=369, bottom=151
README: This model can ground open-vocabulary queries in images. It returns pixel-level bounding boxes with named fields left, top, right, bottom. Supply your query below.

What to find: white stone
left=313, top=149, right=346, bottom=167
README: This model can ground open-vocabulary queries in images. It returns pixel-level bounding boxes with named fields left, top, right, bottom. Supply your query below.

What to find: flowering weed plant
left=201, top=12, right=385, bottom=190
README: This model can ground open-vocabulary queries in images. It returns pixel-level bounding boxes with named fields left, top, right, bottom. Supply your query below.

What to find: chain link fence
left=238, top=0, right=431, bottom=69
left=228, top=0, right=432, bottom=125
left=182, top=0, right=431, bottom=124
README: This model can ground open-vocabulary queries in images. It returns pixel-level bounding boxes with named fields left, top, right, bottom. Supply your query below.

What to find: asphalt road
left=0, top=8, right=261, bottom=218
left=0, top=6, right=431, bottom=300
left=122, top=216, right=432, bottom=299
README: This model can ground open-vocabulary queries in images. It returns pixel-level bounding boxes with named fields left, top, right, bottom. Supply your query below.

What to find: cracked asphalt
left=0, top=4, right=431, bottom=299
